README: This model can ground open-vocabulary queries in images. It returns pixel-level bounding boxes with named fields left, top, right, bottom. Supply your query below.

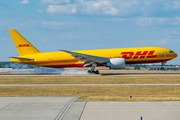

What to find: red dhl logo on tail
left=121, top=51, right=157, bottom=59
left=17, top=44, right=32, bottom=47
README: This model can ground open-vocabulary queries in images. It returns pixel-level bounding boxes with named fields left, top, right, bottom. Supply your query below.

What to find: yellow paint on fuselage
left=10, top=47, right=177, bottom=68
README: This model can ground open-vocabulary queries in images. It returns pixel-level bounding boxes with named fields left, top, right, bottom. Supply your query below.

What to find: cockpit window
left=170, top=51, right=175, bottom=53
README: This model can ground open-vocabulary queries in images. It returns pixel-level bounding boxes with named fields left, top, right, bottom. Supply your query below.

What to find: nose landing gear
left=161, top=61, right=166, bottom=71
left=161, top=67, right=165, bottom=70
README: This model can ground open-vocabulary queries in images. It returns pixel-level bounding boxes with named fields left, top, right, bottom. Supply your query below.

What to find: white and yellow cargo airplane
left=8, top=29, right=177, bottom=74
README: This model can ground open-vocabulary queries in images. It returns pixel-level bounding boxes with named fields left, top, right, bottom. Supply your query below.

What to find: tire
left=88, top=70, right=91, bottom=74
left=161, top=67, right=164, bottom=70
left=95, top=70, right=99, bottom=74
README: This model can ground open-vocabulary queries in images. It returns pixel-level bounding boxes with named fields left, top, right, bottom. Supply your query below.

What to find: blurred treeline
left=0, top=62, right=39, bottom=69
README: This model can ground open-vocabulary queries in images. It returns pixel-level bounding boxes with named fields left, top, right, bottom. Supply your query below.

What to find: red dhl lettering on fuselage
left=17, top=44, right=32, bottom=47
left=121, top=51, right=157, bottom=59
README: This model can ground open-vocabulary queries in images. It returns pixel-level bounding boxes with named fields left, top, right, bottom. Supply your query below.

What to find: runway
left=0, top=97, right=180, bottom=120
left=1, top=83, right=180, bottom=86
left=0, top=73, right=180, bottom=76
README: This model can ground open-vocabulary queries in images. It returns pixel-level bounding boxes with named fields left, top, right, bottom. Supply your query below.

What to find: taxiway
left=0, top=97, right=180, bottom=120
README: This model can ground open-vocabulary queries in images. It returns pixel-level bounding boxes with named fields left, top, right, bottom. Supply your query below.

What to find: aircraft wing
left=61, top=50, right=109, bottom=67
left=9, top=57, right=34, bottom=61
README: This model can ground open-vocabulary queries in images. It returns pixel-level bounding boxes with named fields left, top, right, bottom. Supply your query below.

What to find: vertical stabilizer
left=8, top=29, right=40, bottom=56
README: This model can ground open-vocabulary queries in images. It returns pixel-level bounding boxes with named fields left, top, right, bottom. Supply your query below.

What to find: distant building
left=0, top=68, right=13, bottom=72
left=147, top=66, right=180, bottom=71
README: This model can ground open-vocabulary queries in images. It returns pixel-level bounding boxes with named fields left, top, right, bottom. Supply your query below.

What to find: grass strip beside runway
left=0, top=76, right=180, bottom=84
left=0, top=85, right=180, bottom=101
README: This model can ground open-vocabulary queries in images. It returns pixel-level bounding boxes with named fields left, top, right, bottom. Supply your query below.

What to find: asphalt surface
left=0, top=73, right=180, bottom=76
left=0, top=97, right=180, bottom=120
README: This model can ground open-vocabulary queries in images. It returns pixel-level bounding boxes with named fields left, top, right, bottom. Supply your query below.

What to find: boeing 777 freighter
left=8, top=29, right=177, bottom=74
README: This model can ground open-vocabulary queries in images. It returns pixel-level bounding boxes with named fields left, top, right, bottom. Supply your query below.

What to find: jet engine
left=106, top=58, right=125, bottom=69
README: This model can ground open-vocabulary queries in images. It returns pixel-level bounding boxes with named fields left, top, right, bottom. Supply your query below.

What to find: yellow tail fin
left=8, top=29, right=40, bottom=56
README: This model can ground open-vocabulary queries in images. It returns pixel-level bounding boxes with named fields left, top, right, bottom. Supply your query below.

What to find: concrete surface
left=81, top=102, right=180, bottom=120
left=0, top=97, right=180, bottom=120
left=0, top=97, right=81, bottom=120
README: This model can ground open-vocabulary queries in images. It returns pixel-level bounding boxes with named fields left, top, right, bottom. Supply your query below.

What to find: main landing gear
left=87, top=63, right=99, bottom=74
left=88, top=70, right=99, bottom=74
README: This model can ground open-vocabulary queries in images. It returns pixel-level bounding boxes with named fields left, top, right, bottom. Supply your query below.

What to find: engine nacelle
left=106, top=58, right=125, bottom=69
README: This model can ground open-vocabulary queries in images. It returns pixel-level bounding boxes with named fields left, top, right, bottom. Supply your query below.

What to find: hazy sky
left=0, top=0, right=180, bottom=64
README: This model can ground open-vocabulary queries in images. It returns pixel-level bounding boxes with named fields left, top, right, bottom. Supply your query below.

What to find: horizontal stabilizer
left=9, top=57, right=34, bottom=61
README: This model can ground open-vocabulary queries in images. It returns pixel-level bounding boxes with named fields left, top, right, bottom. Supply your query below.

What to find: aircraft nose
left=169, top=50, right=177, bottom=58
left=172, top=52, right=178, bottom=58
left=175, top=52, right=178, bottom=58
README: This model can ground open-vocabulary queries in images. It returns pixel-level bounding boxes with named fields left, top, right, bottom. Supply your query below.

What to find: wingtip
left=59, top=50, right=67, bottom=52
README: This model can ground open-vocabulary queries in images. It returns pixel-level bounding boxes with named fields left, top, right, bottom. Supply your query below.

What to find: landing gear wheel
left=87, top=70, right=99, bottom=74
left=161, top=67, right=164, bottom=70
left=95, top=70, right=99, bottom=74
left=88, top=70, right=91, bottom=74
